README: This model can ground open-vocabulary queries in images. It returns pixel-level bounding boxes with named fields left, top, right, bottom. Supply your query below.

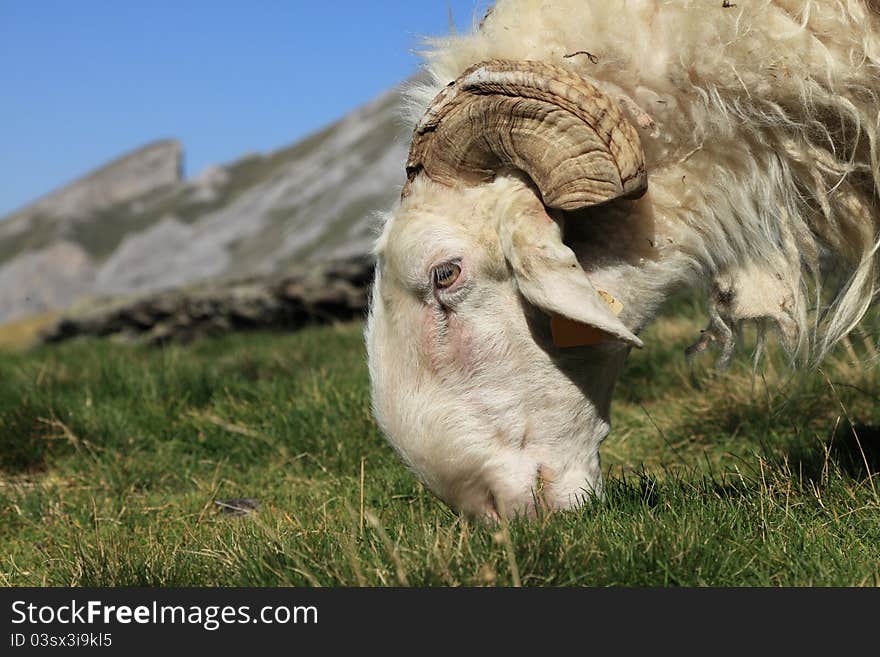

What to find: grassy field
left=1, top=297, right=879, bottom=586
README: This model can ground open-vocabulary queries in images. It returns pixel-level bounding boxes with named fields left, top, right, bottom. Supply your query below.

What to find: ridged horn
left=404, top=59, right=647, bottom=210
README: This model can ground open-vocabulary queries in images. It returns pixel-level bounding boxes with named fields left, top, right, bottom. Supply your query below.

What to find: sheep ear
left=497, top=192, right=643, bottom=349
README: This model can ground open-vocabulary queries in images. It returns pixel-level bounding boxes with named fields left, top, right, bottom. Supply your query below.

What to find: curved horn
left=404, top=60, right=647, bottom=210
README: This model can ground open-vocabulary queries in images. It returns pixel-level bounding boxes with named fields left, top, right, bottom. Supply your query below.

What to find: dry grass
left=0, top=311, right=58, bottom=350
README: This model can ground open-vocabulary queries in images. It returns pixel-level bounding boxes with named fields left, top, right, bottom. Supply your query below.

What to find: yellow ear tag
left=551, top=290, right=624, bottom=348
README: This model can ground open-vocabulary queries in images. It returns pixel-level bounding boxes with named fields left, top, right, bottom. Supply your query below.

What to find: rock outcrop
left=39, top=256, right=374, bottom=345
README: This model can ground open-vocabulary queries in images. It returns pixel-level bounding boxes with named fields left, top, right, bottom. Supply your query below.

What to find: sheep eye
left=432, top=262, right=461, bottom=289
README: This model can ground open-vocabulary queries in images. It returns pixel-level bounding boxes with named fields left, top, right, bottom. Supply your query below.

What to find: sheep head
left=366, top=60, right=647, bottom=520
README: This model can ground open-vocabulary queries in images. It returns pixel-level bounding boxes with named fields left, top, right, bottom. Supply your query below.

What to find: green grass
left=1, top=300, right=879, bottom=586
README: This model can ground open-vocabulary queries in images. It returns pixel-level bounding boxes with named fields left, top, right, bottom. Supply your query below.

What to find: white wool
left=366, top=0, right=880, bottom=518
left=405, top=0, right=880, bottom=364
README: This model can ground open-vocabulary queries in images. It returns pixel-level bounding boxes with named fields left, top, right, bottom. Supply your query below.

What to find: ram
left=365, top=0, right=880, bottom=519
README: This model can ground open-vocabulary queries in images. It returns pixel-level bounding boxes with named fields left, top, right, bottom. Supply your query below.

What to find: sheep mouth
left=531, top=464, right=554, bottom=515
left=483, top=464, right=555, bottom=521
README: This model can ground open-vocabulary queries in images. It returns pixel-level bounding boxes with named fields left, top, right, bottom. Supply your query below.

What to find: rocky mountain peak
left=0, top=82, right=409, bottom=323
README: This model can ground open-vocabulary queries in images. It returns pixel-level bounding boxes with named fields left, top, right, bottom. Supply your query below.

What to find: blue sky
left=0, top=1, right=491, bottom=217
